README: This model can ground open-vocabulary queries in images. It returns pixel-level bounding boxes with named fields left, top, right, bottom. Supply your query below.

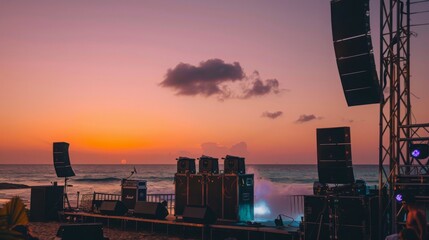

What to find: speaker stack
left=121, top=179, right=147, bottom=210
left=174, top=155, right=254, bottom=222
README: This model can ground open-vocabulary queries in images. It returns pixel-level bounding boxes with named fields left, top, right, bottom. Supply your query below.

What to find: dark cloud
left=295, top=114, right=322, bottom=123
left=262, top=111, right=283, bottom=119
left=161, top=59, right=282, bottom=100
left=160, top=59, right=244, bottom=97
left=229, top=142, right=248, bottom=156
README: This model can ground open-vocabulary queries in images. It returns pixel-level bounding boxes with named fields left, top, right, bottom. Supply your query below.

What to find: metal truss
left=379, top=0, right=429, bottom=237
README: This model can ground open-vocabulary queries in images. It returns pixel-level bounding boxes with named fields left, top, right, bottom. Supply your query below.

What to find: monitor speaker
left=224, top=155, right=245, bottom=174
left=134, top=202, right=168, bottom=220
left=183, top=206, right=217, bottom=224
left=177, top=157, right=196, bottom=174
left=331, top=0, right=381, bottom=106
left=99, top=201, right=128, bottom=216
left=53, top=142, right=75, bottom=178
left=56, top=223, right=104, bottom=240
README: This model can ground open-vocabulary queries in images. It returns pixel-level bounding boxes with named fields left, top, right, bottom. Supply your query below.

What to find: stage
left=61, top=211, right=300, bottom=240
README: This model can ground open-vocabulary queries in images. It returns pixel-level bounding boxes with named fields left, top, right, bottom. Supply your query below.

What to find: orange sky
left=1, top=1, right=428, bottom=164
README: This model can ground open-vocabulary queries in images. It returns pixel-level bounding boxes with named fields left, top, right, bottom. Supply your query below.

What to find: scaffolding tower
left=379, top=0, right=429, bottom=237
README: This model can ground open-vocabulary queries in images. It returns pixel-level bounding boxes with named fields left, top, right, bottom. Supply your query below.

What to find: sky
left=1, top=0, right=428, bottom=164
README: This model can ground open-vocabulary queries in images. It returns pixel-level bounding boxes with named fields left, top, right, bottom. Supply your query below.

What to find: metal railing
left=78, top=192, right=304, bottom=220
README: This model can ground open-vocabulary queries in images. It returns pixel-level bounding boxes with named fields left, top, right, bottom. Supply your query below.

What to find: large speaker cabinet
left=30, top=185, right=64, bottom=221
left=121, top=179, right=147, bottom=210
left=174, top=173, right=188, bottom=216
left=174, top=173, right=254, bottom=222
left=223, top=174, right=254, bottom=222
left=304, top=195, right=379, bottom=240
left=188, top=174, right=205, bottom=206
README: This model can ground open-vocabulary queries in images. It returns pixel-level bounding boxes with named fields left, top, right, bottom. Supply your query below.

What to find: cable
left=410, top=0, right=429, bottom=4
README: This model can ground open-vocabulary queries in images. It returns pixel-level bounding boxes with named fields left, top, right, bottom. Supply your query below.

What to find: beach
left=29, top=222, right=194, bottom=240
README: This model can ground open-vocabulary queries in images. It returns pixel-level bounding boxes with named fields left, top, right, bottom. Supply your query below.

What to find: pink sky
left=1, top=1, right=428, bottom=164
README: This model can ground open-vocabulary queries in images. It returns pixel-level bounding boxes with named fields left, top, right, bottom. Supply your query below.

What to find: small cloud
left=295, top=114, right=322, bottom=123
left=262, top=111, right=283, bottom=119
left=161, top=59, right=283, bottom=100
left=229, top=142, right=249, bottom=156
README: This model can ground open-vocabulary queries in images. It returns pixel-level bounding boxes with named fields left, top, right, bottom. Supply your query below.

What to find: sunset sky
left=1, top=1, right=428, bottom=164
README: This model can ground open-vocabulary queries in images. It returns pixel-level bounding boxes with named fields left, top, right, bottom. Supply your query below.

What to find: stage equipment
left=134, top=202, right=168, bottom=220
left=409, top=143, right=429, bottom=159
left=174, top=173, right=188, bottom=216
left=182, top=206, right=217, bottom=224
left=198, top=155, right=219, bottom=174
left=56, top=223, right=105, bottom=240
left=223, top=155, right=246, bottom=174
left=330, top=0, right=380, bottom=106
left=274, top=215, right=284, bottom=227
left=317, top=127, right=355, bottom=184
left=30, top=185, right=64, bottom=221
left=304, top=195, right=379, bottom=240
left=223, top=174, right=254, bottom=222
left=206, top=174, right=223, bottom=219
left=99, top=201, right=128, bottom=216
left=177, top=156, right=196, bottom=174
left=53, top=142, right=75, bottom=178
left=121, top=179, right=147, bottom=210
left=188, top=174, right=205, bottom=206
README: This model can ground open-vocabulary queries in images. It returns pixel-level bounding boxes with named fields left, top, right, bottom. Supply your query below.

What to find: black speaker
left=121, top=179, right=147, bottom=210
left=53, top=142, right=75, bottom=178
left=30, top=185, right=64, bottom=222
left=224, top=155, right=245, bottom=174
left=99, top=201, right=128, bottom=216
left=317, top=127, right=355, bottom=184
left=331, top=0, right=381, bottom=107
left=317, top=127, right=350, bottom=144
left=174, top=173, right=188, bottom=216
left=183, top=206, right=217, bottom=224
left=188, top=174, right=205, bottom=206
left=206, top=174, right=223, bottom=219
left=134, top=202, right=168, bottom=220
left=223, top=174, right=254, bottom=221
left=56, top=223, right=104, bottom=240
left=177, top=157, right=196, bottom=174
left=198, top=155, right=219, bottom=174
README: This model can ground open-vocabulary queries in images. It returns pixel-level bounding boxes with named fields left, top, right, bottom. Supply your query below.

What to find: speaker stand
left=64, top=177, right=72, bottom=210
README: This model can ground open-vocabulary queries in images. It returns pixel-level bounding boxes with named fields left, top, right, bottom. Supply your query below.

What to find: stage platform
left=61, top=211, right=300, bottom=240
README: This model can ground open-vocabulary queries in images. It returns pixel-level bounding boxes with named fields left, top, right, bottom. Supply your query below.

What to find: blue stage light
left=395, top=194, right=403, bottom=202
left=409, top=144, right=429, bottom=159
left=411, top=149, right=421, bottom=158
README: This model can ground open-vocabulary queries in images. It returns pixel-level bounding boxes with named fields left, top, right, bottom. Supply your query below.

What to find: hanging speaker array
left=331, top=0, right=381, bottom=106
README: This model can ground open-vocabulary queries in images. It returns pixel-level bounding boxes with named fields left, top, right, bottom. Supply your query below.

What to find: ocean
left=0, top=164, right=379, bottom=221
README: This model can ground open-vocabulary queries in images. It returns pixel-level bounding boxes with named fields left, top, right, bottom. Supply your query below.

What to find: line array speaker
left=53, top=142, right=75, bottom=178
left=317, top=127, right=355, bottom=184
left=331, top=0, right=381, bottom=106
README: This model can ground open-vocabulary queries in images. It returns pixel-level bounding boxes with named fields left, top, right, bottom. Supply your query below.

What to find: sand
left=29, top=222, right=194, bottom=240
